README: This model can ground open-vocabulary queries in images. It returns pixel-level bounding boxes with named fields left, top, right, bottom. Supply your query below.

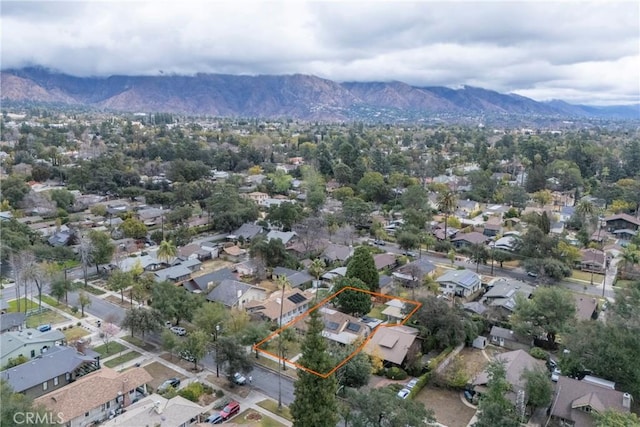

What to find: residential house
left=378, top=275, right=394, bottom=294
left=245, top=289, right=314, bottom=325
left=436, top=269, right=482, bottom=298
left=153, top=264, right=192, bottom=283
left=373, top=253, right=398, bottom=271
left=363, top=325, right=421, bottom=367
left=321, top=267, right=347, bottom=282
left=287, top=238, right=329, bottom=259
left=381, top=299, right=407, bottom=323
left=451, top=231, right=489, bottom=249
left=136, top=207, right=164, bottom=226
left=462, top=301, right=488, bottom=316
left=472, top=349, right=545, bottom=404
left=183, top=268, right=237, bottom=293
left=579, top=249, right=606, bottom=274
left=263, top=197, right=294, bottom=208
left=489, top=326, right=532, bottom=351
left=574, top=295, right=599, bottom=321
left=272, top=267, right=314, bottom=289
left=246, top=192, right=269, bottom=206
left=392, top=258, right=436, bottom=287
left=322, top=243, right=354, bottom=265
left=177, top=243, right=213, bottom=261
left=0, top=328, right=65, bottom=367
left=234, top=259, right=259, bottom=276
left=482, top=218, right=503, bottom=237
left=551, top=376, right=632, bottom=427
left=101, top=393, right=204, bottom=427
left=0, top=346, right=100, bottom=399
left=221, top=245, right=247, bottom=262
left=118, top=254, right=164, bottom=273
left=34, top=367, right=152, bottom=427
left=456, top=199, right=480, bottom=218
left=604, top=213, right=640, bottom=232
left=481, top=278, right=535, bottom=319
left=0, top=312, right=26, bottom=332
left=266, top=230, right=297, bottom=245
left=295, top=307, right=371, bottom=345
left=493, top=234, right=520, bottom=252
left=229, top=223, right=264, bottom=242
left=206, top=279, right=266, bottom=309
left=612, top=228, right=637, bottom=242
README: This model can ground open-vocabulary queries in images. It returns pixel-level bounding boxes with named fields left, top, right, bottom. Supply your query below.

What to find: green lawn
left=93, top=341, right=127, bottom=357
left=233, top=409, right=286, bottom=426
left=256, top=399, right=293, bottom=422
left=571, top=270, right=604, bottom=283
left=63, top=326, right=90, bottom=341
left=7, top=299, right=38, bottom=313
left=122, top=335, right=156, bottom=351
left=104, top=351, right=141, bottom=368
left=367, top=305, right=386, bottom=320
left=25, top=310, right=67, bottom=328
left=40, top=295, right=82, bottom=318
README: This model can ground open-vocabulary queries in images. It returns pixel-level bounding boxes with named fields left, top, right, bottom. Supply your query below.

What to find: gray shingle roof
left=206, top=279, right=255, bottom=307
left=186, top=268, right=236, bottom=292
left=0, top=346, right=97, bottom=393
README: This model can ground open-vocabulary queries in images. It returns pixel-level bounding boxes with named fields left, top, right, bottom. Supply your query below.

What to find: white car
left=397, top=388, right=410, bottom=399
left=406, top=378, right=419, bottom=389
left=171, top=326, right=186, bottom=336
left=551, top=368, right=561, bottom=382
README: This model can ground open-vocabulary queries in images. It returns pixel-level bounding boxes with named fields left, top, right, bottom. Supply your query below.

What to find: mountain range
left=1, top=67, right=638, bottom=122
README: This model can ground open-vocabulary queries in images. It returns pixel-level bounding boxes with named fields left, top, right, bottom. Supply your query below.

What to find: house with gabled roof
left=245, top=289, right=314, bottom=325
left=392, top=258, right=436, bottom=287
left=206, top=279, right=266, bottom=309
left=322, top=243, right=354, bottom=264
left=0, top=345, right=100, bottom=399
left=34, top=367, right=152, bottom=427
left=272, top=267, right=314, bottom=289
left=551, top=376, right=632, bottom=427
left=579, top=248, right=606, bottom=274
left=472, top=349, right=544, bottom=405
left=489, top=326, right=532, bottom=351
left=266, top=230, right=297, bottom=245
left=436, top=269, right=481, bottom=298
left=183, top=267, right=237, bottom=293
left=604, top=213, right=640, bottom=232
left=0, top=328, right=66, bottom=367
left=573, top=294, right=599, bottom=321
left=451, top=231, right=489, bottom=249
left=373, top=253, right=398, bottom=271
left=101, top=393, right=204, bottom=427
left=481, top=278, right=534, bottom=318
left=363, top=325, right=421, bottom=367
left=0, top=312, right=26, bottom=332
left=229, top=222, right=264, bottom=241
left=295, top=307, right=371, bottom=346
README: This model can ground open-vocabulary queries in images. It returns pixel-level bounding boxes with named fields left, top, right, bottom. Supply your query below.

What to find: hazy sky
left=2, top=1, right=639, bottom=105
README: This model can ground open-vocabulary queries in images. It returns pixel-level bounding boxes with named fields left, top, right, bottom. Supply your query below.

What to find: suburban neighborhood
left=1, top=110, right=639, bottom=427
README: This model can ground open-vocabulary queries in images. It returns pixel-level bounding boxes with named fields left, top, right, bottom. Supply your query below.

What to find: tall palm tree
left=576, top=200, right=596, bottom=235
left=437, top=190, right=457, bottom=241
left=307, top=258, right=326, bottom=292
left=157, top=239, right=177, bottom=265
left=620, top=244, right=640, bottom=280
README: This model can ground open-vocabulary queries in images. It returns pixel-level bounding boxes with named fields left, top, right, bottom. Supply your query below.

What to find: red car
left=220, top=401, right=240, bottom=420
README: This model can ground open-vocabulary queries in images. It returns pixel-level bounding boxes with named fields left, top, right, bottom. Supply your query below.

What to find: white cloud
left=1, top=0, right=638, bottom=105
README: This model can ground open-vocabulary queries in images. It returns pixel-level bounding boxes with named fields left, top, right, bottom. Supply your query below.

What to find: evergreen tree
left=290, top=309, right=339, bottom=427
left=474, top=361, right=520, bottom=427
left=346, top=246, right=379, bottom=292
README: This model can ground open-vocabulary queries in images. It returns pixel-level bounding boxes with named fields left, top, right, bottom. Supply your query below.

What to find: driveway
left=415, top=385, right=476, bottom=427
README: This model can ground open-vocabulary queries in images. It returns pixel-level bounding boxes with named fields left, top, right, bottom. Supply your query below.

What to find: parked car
left=171, top=326, right=186, bottom=336
left=403, top=251, right=418, bottom=258
left=374, top=239, right=386, bottom=246
left=397, top=388, right=410, bottom=399
left=37, top=324, right=52, bottom=332
left=551, top=367, right=561, bottom=382
left=464, top=389, right=477, bottom=404
left=205, top=413, right=224, bottom=424
left=179, top=350, right=195, bottom=363
left=526, top=271, right=538, bottom=278
left=220, top=401, right=241, bottom=420
left=405, top=378, right=419, bottom=389
left=157, top=377, right=180, bottom=393
left=231, top=372, right=247, bottom=385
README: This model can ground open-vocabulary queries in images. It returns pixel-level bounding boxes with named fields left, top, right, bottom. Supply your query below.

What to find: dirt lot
left=415, top=385, right=476, bottom=427
left=142, top=361, right=187, bottom=390
left=456, top=347, right=491, bottom=379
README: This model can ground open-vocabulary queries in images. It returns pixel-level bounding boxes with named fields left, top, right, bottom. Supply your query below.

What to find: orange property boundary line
left=252, top=286, right=422, bottom=378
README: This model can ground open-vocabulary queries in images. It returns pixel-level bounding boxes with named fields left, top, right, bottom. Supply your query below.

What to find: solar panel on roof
left=346, top=322, right=361, bottom=333
left=325, top=321, right=340, bottom=330
left=287, top=293, right=307, bottom=304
